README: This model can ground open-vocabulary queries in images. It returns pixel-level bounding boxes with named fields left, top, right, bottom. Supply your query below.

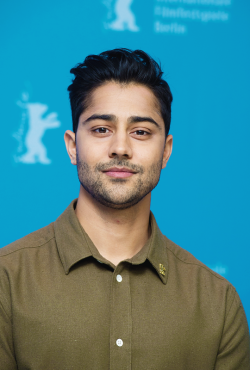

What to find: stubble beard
left=76, top=154, right=163, bottom=210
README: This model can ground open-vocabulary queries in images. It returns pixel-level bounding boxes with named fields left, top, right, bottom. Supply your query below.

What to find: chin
left=94, top=193, right=148, bottom=210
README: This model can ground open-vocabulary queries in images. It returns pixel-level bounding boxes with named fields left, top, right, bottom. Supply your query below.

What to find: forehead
left=85, top=82, right=162, bottom=118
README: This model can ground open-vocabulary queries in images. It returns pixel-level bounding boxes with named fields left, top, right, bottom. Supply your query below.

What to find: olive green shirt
left=0, top=200, right=250, bottom=370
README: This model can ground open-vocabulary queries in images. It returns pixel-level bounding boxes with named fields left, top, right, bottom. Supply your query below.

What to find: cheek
left=133, top=142, right=164, bottom=166
left=76, top=139, right=107, bottom=165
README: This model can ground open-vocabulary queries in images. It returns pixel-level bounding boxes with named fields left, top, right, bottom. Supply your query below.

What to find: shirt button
left=116, top=274, right=122, bottom=282
left=116, top=339, right=123, bottom=347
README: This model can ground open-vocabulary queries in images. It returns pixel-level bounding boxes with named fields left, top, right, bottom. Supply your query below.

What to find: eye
left=133, top=130, right=149, bottom=136
left=93, top=127, right=110, bottom=134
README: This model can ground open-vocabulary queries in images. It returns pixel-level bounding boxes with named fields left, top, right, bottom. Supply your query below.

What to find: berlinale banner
left=1, top=0, right=250, bottom=319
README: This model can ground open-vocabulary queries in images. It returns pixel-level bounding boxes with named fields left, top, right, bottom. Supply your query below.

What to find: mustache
left=95, top=159, right=144, bottom=174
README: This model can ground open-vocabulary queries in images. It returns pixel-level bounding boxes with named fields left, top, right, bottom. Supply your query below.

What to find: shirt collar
left=54, top=200, right=168, bottom=284
left=130, top=212, right=168, bottom=284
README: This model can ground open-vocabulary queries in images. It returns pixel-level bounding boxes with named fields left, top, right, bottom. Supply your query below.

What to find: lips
left=103, top=167, right=136, bottom=178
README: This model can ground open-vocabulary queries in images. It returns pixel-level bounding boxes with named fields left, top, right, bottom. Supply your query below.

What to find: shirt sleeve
left=0, top=266, right=17, bottom=370
left=215, top=288, right=250, bottom=370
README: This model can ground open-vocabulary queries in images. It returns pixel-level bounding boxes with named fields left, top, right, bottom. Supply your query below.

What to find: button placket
left=110, top=265, right=132, bottom=370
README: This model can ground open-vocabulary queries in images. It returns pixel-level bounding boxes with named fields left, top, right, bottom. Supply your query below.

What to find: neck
left=75, top=186, right=151, bottom=266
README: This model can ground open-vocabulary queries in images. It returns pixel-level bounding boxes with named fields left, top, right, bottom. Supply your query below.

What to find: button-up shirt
left=0, top=200, right=249, bottom=369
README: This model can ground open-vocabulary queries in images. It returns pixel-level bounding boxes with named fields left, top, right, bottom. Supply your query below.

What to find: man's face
left=67, top=82, right=172, bottom=209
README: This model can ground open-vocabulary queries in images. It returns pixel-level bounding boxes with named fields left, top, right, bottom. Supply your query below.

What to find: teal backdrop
left=1, top=0, right=250, bottom=320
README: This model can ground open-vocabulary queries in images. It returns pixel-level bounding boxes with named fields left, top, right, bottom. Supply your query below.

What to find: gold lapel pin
left=159, top=263, right=166, bottom=276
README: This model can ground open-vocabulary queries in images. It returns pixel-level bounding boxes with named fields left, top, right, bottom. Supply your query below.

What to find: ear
left=162, top=134, right=173, bottom=169
left=64, top=130, right=77, bottom=165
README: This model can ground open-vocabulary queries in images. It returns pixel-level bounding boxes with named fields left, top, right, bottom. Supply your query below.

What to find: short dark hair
left=68, top=48, right=173, bottom=136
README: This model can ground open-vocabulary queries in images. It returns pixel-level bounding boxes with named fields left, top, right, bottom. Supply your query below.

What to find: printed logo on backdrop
left=209, top=263, right=228, bottom=277
left=154, top=0, right=232, bottom=34
left=103, top=0, right=232, bottom=34
left=103, top=0, right=140, bottom=31
left=13, top=92, right=61, bottom=165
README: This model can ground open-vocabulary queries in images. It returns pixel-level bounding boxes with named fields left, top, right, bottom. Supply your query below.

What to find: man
left=0, top=49, right=249, bottom=370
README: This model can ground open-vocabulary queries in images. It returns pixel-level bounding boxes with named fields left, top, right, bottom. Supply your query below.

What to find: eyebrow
left=83, top=114, right=161, bottom=129
left=128, top=116, right=161, bottom=129
left=83, top=114, right=116, bottom=124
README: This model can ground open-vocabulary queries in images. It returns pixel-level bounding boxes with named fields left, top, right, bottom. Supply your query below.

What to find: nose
left=108, top=131, right=132, bottom=160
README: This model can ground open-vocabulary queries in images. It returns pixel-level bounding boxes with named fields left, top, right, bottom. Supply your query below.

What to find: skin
left=64, top=82, right=173, bottom=266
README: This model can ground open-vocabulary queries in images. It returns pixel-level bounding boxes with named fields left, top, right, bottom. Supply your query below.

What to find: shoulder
left=163, top=236, right=237, bottom=305
left=162, top=236, right=240, bottom=318
left=0, top=223, right=55, bottom=258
